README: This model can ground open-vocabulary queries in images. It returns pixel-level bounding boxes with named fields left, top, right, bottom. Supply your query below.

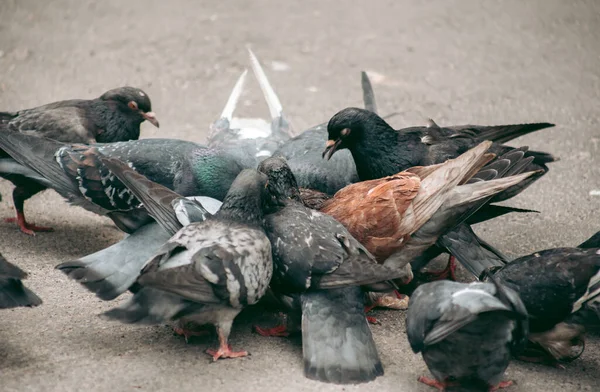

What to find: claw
left=247, top=47, right=283, bottom=120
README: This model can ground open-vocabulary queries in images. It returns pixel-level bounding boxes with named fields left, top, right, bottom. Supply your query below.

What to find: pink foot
left=205, top=344, right=249, bottom=361
left=253, top=324, right=289, bottom=337
left=422, top=256, right=457, bottom=282
left=5, top=214, right=54, bottom=236
left=417, top=376, right=446, bottom=390
left=489, top=380, right=514, bottom=391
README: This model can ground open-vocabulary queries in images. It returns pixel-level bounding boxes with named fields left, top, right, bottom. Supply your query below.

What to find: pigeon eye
left=128, top=101, right=138, bottom=110
left=340, top=128, right=351, bottom=137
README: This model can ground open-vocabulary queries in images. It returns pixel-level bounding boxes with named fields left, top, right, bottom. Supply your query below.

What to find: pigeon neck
left=348, top=122, right=410, bottom=180
left=217, top=193, right=264, bottom=227
left=91, top=100, right=142, bottom=143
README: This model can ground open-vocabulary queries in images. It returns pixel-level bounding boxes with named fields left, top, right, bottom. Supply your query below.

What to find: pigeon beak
left=322, top=139, right=342, bottom=160
left=142, top=111, right=160, bottom=128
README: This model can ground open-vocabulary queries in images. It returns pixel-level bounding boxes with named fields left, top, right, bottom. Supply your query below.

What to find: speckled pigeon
left=406, top=278, right=528, bottom=391
left=0, top=86, right=158, bottom=235
left=255, top=156, right=412, bottom=384
left=100, top=169, right=273, bottom=361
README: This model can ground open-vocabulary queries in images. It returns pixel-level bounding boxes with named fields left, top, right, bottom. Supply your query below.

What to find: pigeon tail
left=56, top=222, right=171, bottom=300
left=301, top=287, right=384, bottom=384
left=0, top=278, right=43, bottom=309
left=102, top=287, right=201, bottom=325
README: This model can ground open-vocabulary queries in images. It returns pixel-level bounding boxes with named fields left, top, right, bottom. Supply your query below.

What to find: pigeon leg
left=172, top=324, right=211, bottom=343
left=205, top=320, right=248, bottom=361
left=253, top=324, right=290, bottom=337
left=5, top=185, right=53, bottom=235
left=421, top=256, right=457, bottom=282
left=489, top=380, right=514, bottom=391
left=417, top=376, right=446, bottom=390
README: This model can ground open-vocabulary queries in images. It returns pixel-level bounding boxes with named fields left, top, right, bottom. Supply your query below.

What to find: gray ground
left=0, top=0, right=599, bottom=391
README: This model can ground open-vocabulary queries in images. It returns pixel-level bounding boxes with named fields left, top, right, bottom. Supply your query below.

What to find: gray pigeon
left=0, top=252, right=42, bottom=308
left=0, top=133, right=244, bottom=233
left=255, top=156, right=409, bottom=384
left=0, top=86, right=158, bottom=235
left=406, top=278, right=528, bottom=391
left=101, top=169, right=273, bottom=361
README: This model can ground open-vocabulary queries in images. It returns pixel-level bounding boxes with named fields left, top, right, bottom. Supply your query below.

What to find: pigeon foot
left=417, top=376, right=451, bottom=390
left=206, top=345, right=249, bottom=361
left=422, top=255, right=457, bottom=281
left=489, top=380, right=514, bottom=391
left=6, top=213, right=54, bottom=236
left=253, top=324, right=289, bottom=337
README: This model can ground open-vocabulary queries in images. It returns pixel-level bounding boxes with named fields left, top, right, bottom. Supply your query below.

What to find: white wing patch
left=572, top=268, right=600, bottom=313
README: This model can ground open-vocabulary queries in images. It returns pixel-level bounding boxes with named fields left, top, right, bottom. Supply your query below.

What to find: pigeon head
left=257, top=156, right=302, bottom=205
left=217, top=169, right=269, bottom=225
left=323, top=107, right=392, bottom=160
left=100, top=86, right=159, bottom=128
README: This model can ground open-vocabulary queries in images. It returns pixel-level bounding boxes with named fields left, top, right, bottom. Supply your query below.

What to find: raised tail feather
left=301, top=287, right=383, bottom=384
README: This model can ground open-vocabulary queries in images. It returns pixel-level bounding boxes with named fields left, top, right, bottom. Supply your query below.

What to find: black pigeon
left=255, top=156, right=410, bottom=384
left=101, top=169, right=273, bottom=361
left=480, top=231, right=600, bottom=364
left=0, top=86, right=158, bottom=235
left=324, top=107, right=554, bottom=184
left=0, top=252, right=42, bottom=308
left=324, top=107, right=554, bottom=280
left=208, top=49, right=293, bottom=168
left=406, top=278, right=528, bottom=392
left=273, top=72, right=399, bottom=195
left=0, top=133, right=245, bottom=233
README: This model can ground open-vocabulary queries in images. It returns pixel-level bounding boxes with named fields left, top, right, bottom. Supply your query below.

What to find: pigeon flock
left=0, top=49, right=599, bottom=391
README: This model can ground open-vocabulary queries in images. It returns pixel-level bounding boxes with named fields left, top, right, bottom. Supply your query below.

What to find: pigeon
left=254, top=156, right=409, bottom=384
left=101, top=169, right=273, bottom=361
left=0, top=133, right=245, bottom=233
left=324, top=107, right=555, bottom=280
left=479, top=230, right=600, bottom=364
left=406, top=278, right=528, bottom=392
left=0, top=86, right=159, bottom=235
left=273, top=72, right=400, bottom=195
left=323, top=107, right=554, bottom=183
left=293, top=144, right=537, bottom=315
left=207, top=48, right=293, bottom=168
left=0, top=252, right=42, bottom=308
